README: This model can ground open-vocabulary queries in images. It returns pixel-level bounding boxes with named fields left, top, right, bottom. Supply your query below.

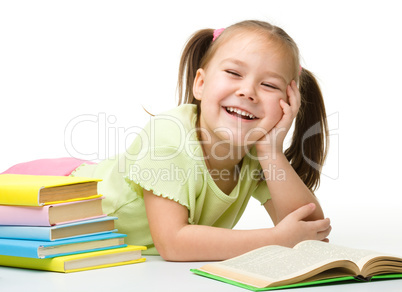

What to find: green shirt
left=71, top=104, right=270, bottom=255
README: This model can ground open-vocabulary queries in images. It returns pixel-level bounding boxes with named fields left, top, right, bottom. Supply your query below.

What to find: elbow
left=303, top=203, right=325, bottom=222
left=309, top=202, right=326, bottom=220
left=155, top=241, right=173, bottom=261
left=158, top=250, right=179, bottom=262
left=155, top=241, right=185, bottom=262
left=152, top=230, right=186, bottom=261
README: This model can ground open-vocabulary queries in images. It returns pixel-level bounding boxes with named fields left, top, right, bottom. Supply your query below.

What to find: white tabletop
left=1, top=254, right=402, bottom=292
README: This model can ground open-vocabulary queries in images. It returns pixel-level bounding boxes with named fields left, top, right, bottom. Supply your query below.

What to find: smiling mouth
left=224, top=107, right=258, bottom=120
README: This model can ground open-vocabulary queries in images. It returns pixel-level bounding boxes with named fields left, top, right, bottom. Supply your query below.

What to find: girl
left=2, top=20, right=331, bottom=261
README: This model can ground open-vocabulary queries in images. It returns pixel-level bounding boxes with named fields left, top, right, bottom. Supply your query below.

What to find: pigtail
left=177, top=28, right=214, bottom=109
left=284, top=68, right=329, bottom=192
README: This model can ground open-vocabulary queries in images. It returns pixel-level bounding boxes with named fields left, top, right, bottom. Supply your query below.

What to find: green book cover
left=191, top=269, right=402, bottom=291
left=191, top=269, right=360, bottom=291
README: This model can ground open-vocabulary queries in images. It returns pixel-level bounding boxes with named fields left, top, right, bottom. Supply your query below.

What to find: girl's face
left=193, top=32, right=294, bottom=147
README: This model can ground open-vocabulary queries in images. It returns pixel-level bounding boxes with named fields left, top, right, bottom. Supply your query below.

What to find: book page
left=204, top=244, right=352, bottom=285
left=295, top=240, right=388, bottom=271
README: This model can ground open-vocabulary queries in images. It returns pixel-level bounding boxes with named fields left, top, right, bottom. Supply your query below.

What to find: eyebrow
left=221, top=58, right=287, bottom=84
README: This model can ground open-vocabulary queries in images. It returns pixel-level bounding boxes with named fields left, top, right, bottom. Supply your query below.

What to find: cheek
left=266, top=100, right=283, bottom=123
left=213, top=80, right=233, bottom=98
left=201, top=81, right=229, bottom=105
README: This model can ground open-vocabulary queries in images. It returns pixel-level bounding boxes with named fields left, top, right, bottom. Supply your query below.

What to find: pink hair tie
left=299, top=65, right=303, bottom=76
left=213, top=28, right=225, bottom=41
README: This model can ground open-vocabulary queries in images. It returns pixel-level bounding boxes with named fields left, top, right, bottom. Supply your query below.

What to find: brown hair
left=177, top=20, right=329, bottom=191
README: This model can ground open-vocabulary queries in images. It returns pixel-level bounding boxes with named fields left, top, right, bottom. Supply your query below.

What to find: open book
left=192, top=240, right=402, bottom=291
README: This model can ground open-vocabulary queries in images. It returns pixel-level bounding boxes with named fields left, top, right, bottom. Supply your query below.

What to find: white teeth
left=226, top=107, right=256, bottom=119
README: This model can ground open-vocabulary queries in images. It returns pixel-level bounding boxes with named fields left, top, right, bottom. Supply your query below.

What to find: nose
left=235, top=80, right=257, bottom=102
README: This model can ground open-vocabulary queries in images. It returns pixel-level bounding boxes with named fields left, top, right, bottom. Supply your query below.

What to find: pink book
left=0, top=197, right=105, bottom=226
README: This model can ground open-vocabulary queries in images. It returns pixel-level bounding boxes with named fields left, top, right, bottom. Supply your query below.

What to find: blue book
left=0, top=233, right=127, bottom=258
left=0, top=216, right=118, bottom=241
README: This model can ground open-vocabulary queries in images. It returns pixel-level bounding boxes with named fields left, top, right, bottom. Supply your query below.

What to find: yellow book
left=0, top=245, right=146, bottom=273
left=0, top=174, right=102, bottom=206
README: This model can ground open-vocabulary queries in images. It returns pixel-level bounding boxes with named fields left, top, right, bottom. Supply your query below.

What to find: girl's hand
left=256, top=80, right=301, bottom=158
left=274, top=203, right=332, bottom=247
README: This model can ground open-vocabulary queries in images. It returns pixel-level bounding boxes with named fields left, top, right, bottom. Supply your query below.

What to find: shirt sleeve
left=124, top=146, right=204, bottom=211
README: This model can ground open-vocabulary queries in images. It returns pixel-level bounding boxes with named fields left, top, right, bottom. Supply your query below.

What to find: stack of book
left=0, top=174, right=146, bottom=272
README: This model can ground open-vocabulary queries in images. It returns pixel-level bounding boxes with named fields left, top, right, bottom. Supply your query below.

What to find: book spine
left=0, top=245, right=147, bottom=272
left=0, top=205, right=51, bottom=226
left=0, top=254, right=66, bottom=272
left=0, top=225, right=51, bottom=241
left=0, top=183, right=40, bottom=206
left=0, top=238, right=40, bottom=258
left=0, top=254, right=147, bottom=273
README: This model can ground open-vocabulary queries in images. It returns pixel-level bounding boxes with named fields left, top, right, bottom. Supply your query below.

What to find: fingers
left=289, top=203, right=317, bottom=221
left=279, top=99, right=291, bottom=116
left=310, top=218, right=332, bottom=241
left=275, top=80, right=300, bottom=132
left=287, top=203, right=332, bottom=241
left=286, top=80, right=301, bottom=115
left=318, top=225, right=332, bottom=238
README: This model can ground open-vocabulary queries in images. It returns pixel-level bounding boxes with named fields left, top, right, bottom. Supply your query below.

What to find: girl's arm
left=261, top=152, right=325, bottom=224
left=143, top=189, right=331, bottom=261
left=257, top=81, right=330, bottom=226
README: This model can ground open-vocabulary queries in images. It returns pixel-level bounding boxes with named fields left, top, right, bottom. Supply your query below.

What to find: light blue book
left=0, top=216, right=118, bottom=241
left=0, top=232, right=127, bottom=258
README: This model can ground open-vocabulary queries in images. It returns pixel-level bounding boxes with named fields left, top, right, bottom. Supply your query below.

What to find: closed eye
left=225, top=70, right=241, bottom=77
left=262, top=83, right=278, bottom=90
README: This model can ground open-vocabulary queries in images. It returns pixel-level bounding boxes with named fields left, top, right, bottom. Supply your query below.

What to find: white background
left=1, top=0, right=401, bottom=254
